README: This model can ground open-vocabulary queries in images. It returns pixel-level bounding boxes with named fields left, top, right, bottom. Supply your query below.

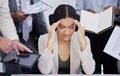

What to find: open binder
left=80, top=7, right=114, bottom=34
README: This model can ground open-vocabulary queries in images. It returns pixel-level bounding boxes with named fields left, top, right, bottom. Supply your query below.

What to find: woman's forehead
left=59, top=18, right=74, bottom=26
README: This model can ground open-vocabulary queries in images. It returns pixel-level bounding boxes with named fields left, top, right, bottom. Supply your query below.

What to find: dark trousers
left=5, top=63, right=22, bottom=74
left=18, top=32, right=40, bottom=74
left=18, top=32, right=38, bottom=54
left=0, top=51, right=22, bottom=74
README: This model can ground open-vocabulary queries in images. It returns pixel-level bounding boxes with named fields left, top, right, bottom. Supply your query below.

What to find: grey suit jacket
left=8, top=0, right=48, bottom=39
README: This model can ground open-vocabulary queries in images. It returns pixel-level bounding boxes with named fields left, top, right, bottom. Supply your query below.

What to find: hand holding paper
left=80, top=7, right=113, bottom=34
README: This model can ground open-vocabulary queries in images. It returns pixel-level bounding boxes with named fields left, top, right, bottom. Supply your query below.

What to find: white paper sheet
left=23, top=0, right=52, bottom=14
left=80, top=7, right=113, bottom=34
left=104, top=25, right=120, bottom=60
left=0, top=62, right=5, bottom=73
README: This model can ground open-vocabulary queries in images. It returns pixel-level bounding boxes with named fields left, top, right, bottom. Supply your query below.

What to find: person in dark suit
left=8, top=0, right=48, bottom=74
left=75, top=0, right=119, bottom=74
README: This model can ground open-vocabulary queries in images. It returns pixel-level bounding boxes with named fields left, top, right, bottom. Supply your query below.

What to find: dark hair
left=49, top=4, right=79, bottom=31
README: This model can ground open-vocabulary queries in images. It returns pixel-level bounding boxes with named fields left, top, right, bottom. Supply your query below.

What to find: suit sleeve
left=103, top=0, right=118, bottom=7
left=38, top=35, right=54, bottom=74
left=0, top=0, right=19, bottom=40
left=79, top=36, right=95, bottom=74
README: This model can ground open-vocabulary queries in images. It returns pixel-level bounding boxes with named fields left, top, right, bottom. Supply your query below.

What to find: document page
left=23, top=0, right=52, bottom=14
left=98, top=7, right=113, bottom=33
left=104, top=26, right=120, bottom=60
left=80, top=7, right=113, bottom=34
left=80, top=11, right=98, bottom=33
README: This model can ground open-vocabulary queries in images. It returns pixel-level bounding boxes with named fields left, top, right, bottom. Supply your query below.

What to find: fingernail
left=17, top=53, right=20, bottom=55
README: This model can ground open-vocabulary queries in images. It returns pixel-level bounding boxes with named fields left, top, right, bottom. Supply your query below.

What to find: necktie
left=20, top=0, right=32, bottom=41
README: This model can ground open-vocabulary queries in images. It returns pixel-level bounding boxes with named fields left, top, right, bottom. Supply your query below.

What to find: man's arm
left=0, top=0, right=18, bottom=40
left=0, top=0, right=32, bottom=55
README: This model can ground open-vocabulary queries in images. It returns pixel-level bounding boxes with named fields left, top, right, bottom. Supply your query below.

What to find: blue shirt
left=76, top=0, right=118, bottom=14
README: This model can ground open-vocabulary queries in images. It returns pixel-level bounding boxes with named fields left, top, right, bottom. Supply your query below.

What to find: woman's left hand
left=73, top=20, right=86, bottom=51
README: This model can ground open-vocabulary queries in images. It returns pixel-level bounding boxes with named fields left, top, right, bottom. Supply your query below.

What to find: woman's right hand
left=47, top=21, right=61, bottom=53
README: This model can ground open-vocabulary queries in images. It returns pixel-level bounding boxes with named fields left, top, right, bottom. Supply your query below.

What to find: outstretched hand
left=0, top=37, right=32, bottom=55
left=12, top=40, right=32, bottom=55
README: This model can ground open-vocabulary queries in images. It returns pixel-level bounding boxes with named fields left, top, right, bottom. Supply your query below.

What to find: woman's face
left=57, top=17, right=75, bottom=41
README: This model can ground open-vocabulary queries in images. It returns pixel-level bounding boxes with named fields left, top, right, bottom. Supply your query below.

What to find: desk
left=0, top=73, right=10, bottom=76
left=11, top=74, right=120, bottom=76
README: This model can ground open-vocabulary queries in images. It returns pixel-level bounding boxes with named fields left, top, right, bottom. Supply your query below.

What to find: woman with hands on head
left=38, top=4, right=95, bottom=74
